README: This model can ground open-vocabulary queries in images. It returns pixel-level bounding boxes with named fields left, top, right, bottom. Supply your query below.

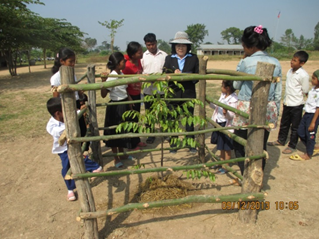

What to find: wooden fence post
left=87, top=65, right=102, bottom=165
left=198, top=56, right=209, bottom=163
left=60, top=65, right=98, bottom=239
left=239, top=62, right=275, bottom=223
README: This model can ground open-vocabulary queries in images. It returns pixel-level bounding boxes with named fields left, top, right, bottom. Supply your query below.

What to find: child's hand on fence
left=58, top=130, right=67, bottom=146
left=100, top=72, right=109, bottom=82
left=174, top=69, right=181, bottom=74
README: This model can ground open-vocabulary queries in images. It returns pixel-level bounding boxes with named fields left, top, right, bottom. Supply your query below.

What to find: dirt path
left=1, top=61, right=319, bottom=238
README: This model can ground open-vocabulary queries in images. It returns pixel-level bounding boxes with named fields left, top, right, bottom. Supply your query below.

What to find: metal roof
left=198, top=44, right=243, bottom=50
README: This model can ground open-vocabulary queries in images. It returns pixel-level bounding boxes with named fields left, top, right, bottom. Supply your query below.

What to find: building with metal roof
left=197, top=44, right=244, bottom=56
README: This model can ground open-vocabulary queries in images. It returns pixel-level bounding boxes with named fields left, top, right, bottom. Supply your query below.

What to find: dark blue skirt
left=104, top=98, right=140, bottom=148
left=211, top=121, right=234, bottom=151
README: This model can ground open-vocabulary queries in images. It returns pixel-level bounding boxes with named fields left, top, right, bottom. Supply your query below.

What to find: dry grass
left=136, top=174, right=196, bottom=214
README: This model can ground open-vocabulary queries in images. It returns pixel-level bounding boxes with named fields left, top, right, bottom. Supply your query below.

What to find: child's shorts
left=215, top=121, right=234, bottom=151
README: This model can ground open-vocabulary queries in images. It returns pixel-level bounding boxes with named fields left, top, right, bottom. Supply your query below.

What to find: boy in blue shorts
left=290, top=70, right=319, bottom=160
left=46, top=97, right=102, bottom=201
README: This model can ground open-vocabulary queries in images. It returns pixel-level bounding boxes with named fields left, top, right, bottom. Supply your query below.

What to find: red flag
left=277, top=11, right=281, bottom=18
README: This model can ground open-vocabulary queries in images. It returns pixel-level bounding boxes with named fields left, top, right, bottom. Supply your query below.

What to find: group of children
left=46, top=26, right=319, bottom=201
left=267, top=51, right=319, bottom=161
left=210, top=25, right=319, bottom=177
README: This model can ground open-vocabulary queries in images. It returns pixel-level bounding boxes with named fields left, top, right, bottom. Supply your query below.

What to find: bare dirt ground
left=1, top=60, right=319, bottom=239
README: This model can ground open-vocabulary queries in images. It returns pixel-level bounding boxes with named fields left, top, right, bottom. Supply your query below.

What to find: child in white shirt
left=46, top=98, right=102, bottom=201
left=210, top=80, right=238, bottom=174
left=291, top=70, right=319, bottom=160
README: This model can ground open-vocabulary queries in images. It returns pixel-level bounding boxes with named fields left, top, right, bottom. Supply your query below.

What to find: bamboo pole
left=96, top=97, right=196, bottom=107
left=206, top=96, right=249, bottom=119
left=57, top=74, right=269, bottom=93
left=72, top=154, right=266, bottom=179
left=68, top=125, right=268, bottom=144
left=206, top=69, right=280, bottom=82
left=206, top=118, right=247, bottom=147
left=60, top=65, right=98, bottom=239
left=87, top=65, right=102, bottom=164
left=98, top=123, right=270, bottom=133
left=198, top=56, right=208, bottom=163
left=96, top=73, right=265, bottom=81
left=239, top=62, right=275, bottom=223
left=205, top=145, right=243, bottom=180
left=77, top=106, right=87, bottom=119
left=79, top=192, right=267, bottom=219
left=77, top=73, right=88, bottom=83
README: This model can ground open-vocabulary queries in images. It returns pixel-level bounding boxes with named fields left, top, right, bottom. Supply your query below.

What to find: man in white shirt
left=141, top=33, right=168, bottom=144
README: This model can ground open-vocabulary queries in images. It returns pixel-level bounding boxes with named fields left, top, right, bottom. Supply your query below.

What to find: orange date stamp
left=222, top=201, right=299, bottom=210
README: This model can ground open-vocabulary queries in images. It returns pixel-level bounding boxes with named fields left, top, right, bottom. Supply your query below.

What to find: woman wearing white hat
left=163, top=31, right=199, bottom=153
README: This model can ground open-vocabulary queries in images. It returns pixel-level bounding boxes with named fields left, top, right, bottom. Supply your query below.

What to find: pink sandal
left=67, top=191, right=76, bottom=201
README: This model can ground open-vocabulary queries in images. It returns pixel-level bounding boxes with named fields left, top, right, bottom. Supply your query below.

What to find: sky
left=28, top=0, right=319, bottom=51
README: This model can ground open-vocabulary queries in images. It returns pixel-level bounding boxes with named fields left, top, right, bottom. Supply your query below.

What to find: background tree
left=99, top=41, right=111, bottom=51
left=292, top=35, right=313, bottom=50
left=280, top=29, right=295, bottom=50
left=0, top=0, right=85, bottom=75
left=84, top=37, right=97, bottom=51
left=98, top=19, right=124, bottom=53
left=313, top=22, right=319, bottom=50
left=157, top=39, right=171, bottom=54
left=220, top=27, right=242, bottom=44
left=0, top=0, right=44, bottom=75
left=185, top=23, right=208, bottom=52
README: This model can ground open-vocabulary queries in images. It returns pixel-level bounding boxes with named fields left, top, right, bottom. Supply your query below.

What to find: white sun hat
left=169, top=31, right=193, bottom=44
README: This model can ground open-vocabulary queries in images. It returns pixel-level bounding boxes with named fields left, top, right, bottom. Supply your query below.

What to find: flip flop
left=313, top=149, right=319, bottom=156
left=289, top=154, right=309, bottom=161
left=115, top=162, right=124, bottom=168
left=267, top=141, right=284, bottom=146
left=138, top=142, right=147, bottom=147
left=282, top=147, right=296, bottom=154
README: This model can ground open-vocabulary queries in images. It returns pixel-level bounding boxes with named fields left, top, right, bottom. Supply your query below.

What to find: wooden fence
left=57, top=57, right=276, bottom=238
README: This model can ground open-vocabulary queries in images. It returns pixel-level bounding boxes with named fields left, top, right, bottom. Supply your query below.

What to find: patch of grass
left=0, top=91, right=51, bottom=142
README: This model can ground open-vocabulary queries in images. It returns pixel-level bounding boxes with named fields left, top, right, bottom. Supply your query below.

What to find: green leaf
left=188, top=116, right=193, bottom=126
left=181, top=117, right=187, bottom=126
left=116, top=123, right=122, bottom=133
left=191, top=170, right=195, bottom=180
left=127, top=122, right=133, bottom=131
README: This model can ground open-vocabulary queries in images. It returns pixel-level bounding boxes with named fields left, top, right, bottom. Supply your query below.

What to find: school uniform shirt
left=141, top=49, right=167, bottom=95
left=46, top=116, right=67, bottom=154
left=122, top=55, right=142, bottom=96
left=210, top=92, right=238, bottom=132
left=233, top=50, right=282, bottom=114
left=107, top=70, right=128, bottom=101
left=50, top=71, right=79, bottom=100
left=284, top=67, right=309, bottom=106
left=304, top=87, right=319, bottom=113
